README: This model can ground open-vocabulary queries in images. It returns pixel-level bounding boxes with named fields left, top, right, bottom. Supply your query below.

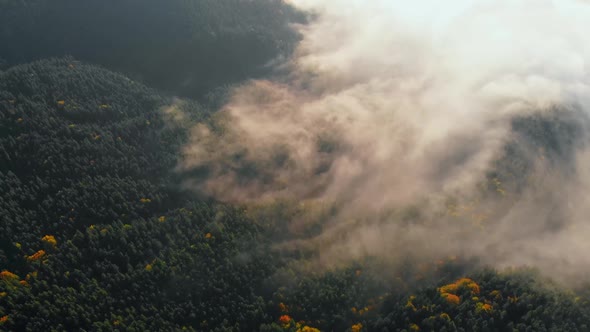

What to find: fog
left=180, top=0, right=590, bottom=283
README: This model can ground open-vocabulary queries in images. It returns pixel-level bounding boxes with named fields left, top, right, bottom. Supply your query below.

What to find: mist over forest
left=2, top=1, right=590, bottom=331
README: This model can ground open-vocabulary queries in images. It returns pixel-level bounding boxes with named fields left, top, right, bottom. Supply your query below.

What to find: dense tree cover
left=488, top=109, right=588, bottom=195
left=0, top=0, right=305, bottom=99
left=0, top=58, right=203, bottom=250
left=372, top=269, right=590, bottom=332
left=1, top=5, right=590, bottom=330
left=0, top=58, right=285, bottom=331
left=2, top=61, right=590, bottom=332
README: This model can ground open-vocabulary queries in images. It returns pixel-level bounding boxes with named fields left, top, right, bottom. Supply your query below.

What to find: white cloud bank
left=180, top=0, right=590, bottom=282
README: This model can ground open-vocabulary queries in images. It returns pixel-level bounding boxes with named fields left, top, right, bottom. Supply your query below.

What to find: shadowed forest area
left=2, top=1, right=590, bottom=331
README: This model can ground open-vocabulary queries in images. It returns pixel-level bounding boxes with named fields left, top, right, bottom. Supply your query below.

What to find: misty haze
left=2, top=1, right=590, bottom=331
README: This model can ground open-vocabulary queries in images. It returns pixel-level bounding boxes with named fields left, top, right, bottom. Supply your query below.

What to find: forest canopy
left=2, top=1, right=590, bottom=331
left=0, top=0, right=305, bottom=98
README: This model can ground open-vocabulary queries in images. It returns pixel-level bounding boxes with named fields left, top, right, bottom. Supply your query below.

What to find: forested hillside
left=0, top=0, right=305, bottom=98
left=2, top=1, right=590, bottom=332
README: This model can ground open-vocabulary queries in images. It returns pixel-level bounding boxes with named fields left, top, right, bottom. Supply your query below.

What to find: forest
left=2, top=1, right=590, bottom=331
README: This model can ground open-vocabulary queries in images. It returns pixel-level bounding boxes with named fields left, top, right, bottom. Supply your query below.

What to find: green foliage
left=1, top=4, right=590, bottom=331
left=372, top=269, right=590, bottom=332
left=0, top=58, right=291, bottom=331
left=0, top=58, right=201, bottom=249
left=487, top=108, right=588, bottom=195
left=1, top=59, right=590, bottom=331
left=0, top=0, right=305, bottom=98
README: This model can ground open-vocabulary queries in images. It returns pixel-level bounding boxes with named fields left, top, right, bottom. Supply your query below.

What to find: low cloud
left=179, top=0, right=590, bottom=283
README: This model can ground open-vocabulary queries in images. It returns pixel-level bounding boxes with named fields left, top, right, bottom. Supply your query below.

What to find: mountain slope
left=0, top=0, right=305, bottom=98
